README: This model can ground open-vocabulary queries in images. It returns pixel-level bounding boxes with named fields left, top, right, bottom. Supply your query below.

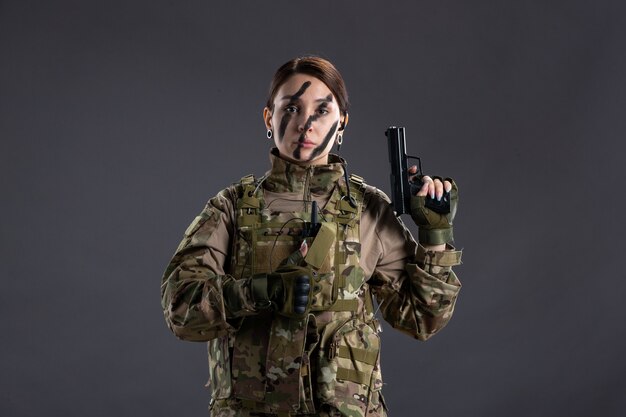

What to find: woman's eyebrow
left=316, top=94, right=333, bottom=103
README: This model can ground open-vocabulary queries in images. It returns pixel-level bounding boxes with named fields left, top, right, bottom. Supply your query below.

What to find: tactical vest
left=207, top=174, right=385, bottom=417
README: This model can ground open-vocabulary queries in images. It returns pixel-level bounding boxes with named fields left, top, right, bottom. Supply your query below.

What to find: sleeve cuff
left=250, top=274, right=269, bottom=307
left=415, top=243, right=462, bottom=267
left=418, top=228, right=454, bottom=246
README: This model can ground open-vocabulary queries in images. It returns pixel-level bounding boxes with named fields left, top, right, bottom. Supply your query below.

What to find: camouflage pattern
left=161, top=150, right=462, bottom=417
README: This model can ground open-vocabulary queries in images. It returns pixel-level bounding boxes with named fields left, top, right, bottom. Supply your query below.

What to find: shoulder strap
left=334, top=173, right=366, bottom=226
left=235, top=174, right=262, bottom=226
left=348, top=173, right=366, bottom=204
left=239, top=174, right=255, bottom=185
left=348, top=173, right=365, bottom=188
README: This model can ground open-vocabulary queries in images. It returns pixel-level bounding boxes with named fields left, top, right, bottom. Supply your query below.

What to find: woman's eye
left=285, top=106, right=298, bottom=113
left=317, top=108, right=329, bottom=115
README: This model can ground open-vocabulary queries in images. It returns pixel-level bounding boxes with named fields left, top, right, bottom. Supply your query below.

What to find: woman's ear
left=263, top=107, right=273, bottom=130
left=339, top=112, right=349, bottom=131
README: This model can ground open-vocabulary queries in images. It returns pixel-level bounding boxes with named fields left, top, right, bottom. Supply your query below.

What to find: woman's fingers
left=416, top=175, right=432, bottom=197
left=433, top=178, right=444, bottom=200
left=416, top=176, right=450, bottom=200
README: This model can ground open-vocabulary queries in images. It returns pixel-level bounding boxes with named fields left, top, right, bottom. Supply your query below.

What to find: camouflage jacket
left=161, top=150, right=462, bottom=416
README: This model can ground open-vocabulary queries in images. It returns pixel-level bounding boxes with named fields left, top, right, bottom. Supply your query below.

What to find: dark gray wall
left=2, top=1, right=624, bottom=416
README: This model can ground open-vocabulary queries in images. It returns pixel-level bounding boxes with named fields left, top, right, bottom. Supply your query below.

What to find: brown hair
left=266, top=56, right=349, bottom=117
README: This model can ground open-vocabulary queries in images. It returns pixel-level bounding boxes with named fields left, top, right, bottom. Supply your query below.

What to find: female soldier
left=161, top=56, right=462, bottom=417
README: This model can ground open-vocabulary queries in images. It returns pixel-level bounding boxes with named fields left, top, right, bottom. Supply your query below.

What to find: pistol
left=385, top=126, right=450, bottom=216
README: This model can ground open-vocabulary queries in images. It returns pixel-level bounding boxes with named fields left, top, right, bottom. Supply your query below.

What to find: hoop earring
left=267, top=129, right=273, bottom=139
left=336, top=133, right=343, bottom=151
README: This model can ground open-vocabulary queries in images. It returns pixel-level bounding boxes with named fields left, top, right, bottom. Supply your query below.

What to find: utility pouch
left=264, top=314, right=319, bottom=413
left=304, top=222, right=336, bottom=269
left=231, top=312, right=272, bottom=402
left=317, top=318, right=381, bottom=415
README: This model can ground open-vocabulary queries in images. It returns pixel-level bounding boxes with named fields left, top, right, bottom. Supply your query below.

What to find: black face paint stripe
left=308, top=120, right=339, bottom=161
left=278, top=113, right=292, bottom=142
left=296, top=101, right=330, bottom=142
left=293, top=114, right=319, bottom=160
left=277, top=81, right=311, bottom=141
left=298, top=114, right=320, bottom=141
left=291, top=81, right=311, bottom=100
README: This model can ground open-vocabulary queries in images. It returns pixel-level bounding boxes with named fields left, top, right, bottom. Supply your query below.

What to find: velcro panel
left=337, top=345, right=378, bottom=365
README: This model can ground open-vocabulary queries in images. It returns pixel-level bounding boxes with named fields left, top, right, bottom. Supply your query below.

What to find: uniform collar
left=264, top=148, right=346, bottom=194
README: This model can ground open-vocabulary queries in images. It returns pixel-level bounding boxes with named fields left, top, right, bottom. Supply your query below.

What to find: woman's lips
left=297, top=139, right=316, bottom=148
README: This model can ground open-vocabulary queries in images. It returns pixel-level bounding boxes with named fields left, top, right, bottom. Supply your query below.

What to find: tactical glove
left=410, top=177, right=459, bottom=245
left=249, top=247, right=313, bottom=319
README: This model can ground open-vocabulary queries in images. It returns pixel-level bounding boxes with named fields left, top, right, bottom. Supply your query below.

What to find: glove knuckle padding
left=269, top=265, right=314, bottom=318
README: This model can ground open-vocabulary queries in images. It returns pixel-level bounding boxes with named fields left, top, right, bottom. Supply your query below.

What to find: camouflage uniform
left=161, top=150, right=462, bottom=417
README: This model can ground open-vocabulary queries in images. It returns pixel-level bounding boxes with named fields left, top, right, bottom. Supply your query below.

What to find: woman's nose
left=297, top=113, right=314, bottom=132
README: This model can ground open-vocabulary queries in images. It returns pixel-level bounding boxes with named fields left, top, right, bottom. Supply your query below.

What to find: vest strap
left=236, top=175, right=261, bottom=227
left=327, top=298, right=358, bottom=311
left=338, top=345, right=378, bottom=365
left=336, top=367, right=371, bottom=385
left=349, top=173, right=364, bottom=187
left=364, top=288, right=374, bottom=316
left=240, top=174, right=255, bottom=184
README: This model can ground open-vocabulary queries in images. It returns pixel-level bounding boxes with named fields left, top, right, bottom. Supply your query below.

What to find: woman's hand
left=408, top=165, right=452, bottom=200
left=265, top=242, right=313, bottom=318
left=407, top=165, right=458, bottom=251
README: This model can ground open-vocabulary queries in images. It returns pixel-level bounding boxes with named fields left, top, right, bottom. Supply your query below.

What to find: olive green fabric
left=304, top=222, right=336, bottom=269
left=410, top=178, right=459, bottom=245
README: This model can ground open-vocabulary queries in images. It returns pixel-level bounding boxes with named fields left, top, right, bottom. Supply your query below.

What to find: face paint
left=278, top=113, right=291, bottom=142
left=277, top=81, right=311, bottom=141
left=272, top=74, right=341, bottom=166
left=290, top=81, right=312, bottom=99
left=296, top=98, right=330, bottom=141
left=292, top=99, right=332, bottom=160
left=293, top=112, right=323, bottom=160
left=299, top=114, right=320, bottom=139
left=308, top=120, right=339, bottom=162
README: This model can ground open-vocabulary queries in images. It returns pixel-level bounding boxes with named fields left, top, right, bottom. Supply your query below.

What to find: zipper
left=304, top=166, right=313, bottom=210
